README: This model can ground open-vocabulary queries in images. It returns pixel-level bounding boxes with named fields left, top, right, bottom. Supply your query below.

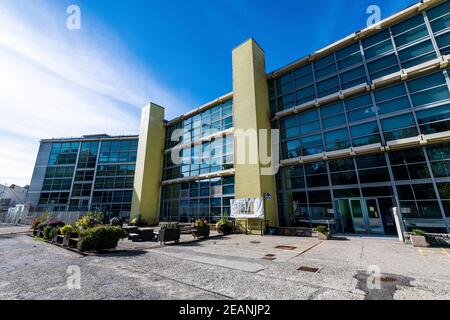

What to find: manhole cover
left=250, top=241, right=261, bottom=244
left=265, top=254, right=276, bottom=257
left=275, top=245, right=297, bottom=250
left=298, top=266, right=320, bottom=273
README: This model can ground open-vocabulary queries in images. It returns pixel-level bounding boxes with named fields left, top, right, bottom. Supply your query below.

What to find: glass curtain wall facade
left=271, top=1, right=450, bottom=234
left=35, top=136, right=138, bottom=220
left=160, top=99, right=235, bottom=223
left=28, top=0, right=450, bottom=235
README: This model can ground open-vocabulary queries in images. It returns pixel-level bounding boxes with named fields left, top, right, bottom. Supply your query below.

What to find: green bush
left=110, top=217, right=124, bottom=227
left=77, top=226, right=126, bottom=252
left=316, top=225, right=328, bottom=234
left=216, top=218, right=233, bottom=235
left=75, top=212, right=103, bottom=230
left=411, top=229, right=426, bottom=236
left=43, top=225, right=54, bottom=240
left=37, top=222, right=48, bottom=231
left=194, top=219, right=208, bottom=228
left=49, top=227, right=61, bottom=239
left=60, top=225, right=78, bottom=236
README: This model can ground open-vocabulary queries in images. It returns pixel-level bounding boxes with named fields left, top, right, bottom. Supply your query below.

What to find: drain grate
left=250, top=241, right=261, bottom=244
left=262, top=254, right=276, bottom=261
left=298, top=266, right=320, bottom=273
left=275, top=245, right=297, bottom=251
left=380, top=276, right=397, bottom=283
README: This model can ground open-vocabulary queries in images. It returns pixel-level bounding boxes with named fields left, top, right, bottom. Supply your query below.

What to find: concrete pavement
left=0, top=232, right=449, bottom=300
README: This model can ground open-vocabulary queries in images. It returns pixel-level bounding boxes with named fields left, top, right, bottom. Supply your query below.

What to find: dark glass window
left=350, top=121, right=381, bottom=146
left=374, top=83, right=411, bottom=115
left=325, top=128, right=350, bottom=151
left=366, top=53, right=399, bottom=80
left=362, top=29, right=393, bottom=60
left=391, top=14, right=429, bottom=47
left=356, top=153, right=387, bottom=169
left=416, top=104, right=450, bottom=134
left=317, top=76, right=339, bottom=98
left=345, top=94, right=376, bottom=123
left=381, top=113, right=418, bottom=141
left=340, top=66, right=367, bottom=90
left=397, top=40, right=437, bottom=69
left=300, top=134, right=323, bottom=156
left=407, top=72, right=450, bottom=108
left=427, top=1, right=450, bottom=34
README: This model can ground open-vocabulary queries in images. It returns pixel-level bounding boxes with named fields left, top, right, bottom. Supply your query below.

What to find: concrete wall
left=131, top=103, right=165, bottom=225
left=232, top=39, right=279, bottom=234
left=27, top=142, right=52, bottom=208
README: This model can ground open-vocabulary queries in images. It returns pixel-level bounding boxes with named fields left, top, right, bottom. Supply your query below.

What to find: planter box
left=317, top=232, right=330, bottom=240
left=63, top=233, right=79, bottom=247
left=192, top=226, right=210, bottom=239
left=56, top=235, right=64, bottom=245
left=158, top=229, right=180, bottom=244
left=52, top=234, right=60, bottom=243
left=217, top=225, right=233, bottom=235
left=411, top=235, right=429, bottom=248
left=138, top=228, right=154, bottom=242
left=123, top=226, right=139, bottom=235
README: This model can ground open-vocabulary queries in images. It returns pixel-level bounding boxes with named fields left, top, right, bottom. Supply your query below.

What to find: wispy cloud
left=0, top=0, right=191, bottom=186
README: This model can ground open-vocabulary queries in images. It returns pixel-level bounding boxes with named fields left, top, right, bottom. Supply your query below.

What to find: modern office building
left=29, top=0, right=450, bottom=235
left=28, top=135, right=138, bottom=220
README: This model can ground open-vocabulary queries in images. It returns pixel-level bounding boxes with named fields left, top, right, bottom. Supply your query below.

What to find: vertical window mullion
left=422, top=10, right=443, bottom=57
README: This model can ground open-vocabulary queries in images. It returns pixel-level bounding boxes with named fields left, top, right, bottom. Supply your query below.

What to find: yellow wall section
left=232, top=39, right=279, bottom=233
left=131, top=103, right=165, bottom=225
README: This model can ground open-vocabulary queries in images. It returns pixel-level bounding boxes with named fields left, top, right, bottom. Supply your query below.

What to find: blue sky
left=0, top=0, right=416, bottom=186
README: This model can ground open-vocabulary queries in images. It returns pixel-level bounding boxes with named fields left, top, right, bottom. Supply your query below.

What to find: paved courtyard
left=0, top=224, right=449, bottom=300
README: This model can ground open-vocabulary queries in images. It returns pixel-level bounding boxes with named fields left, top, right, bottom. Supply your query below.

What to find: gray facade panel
left=27, top=143, right=51, bottom=206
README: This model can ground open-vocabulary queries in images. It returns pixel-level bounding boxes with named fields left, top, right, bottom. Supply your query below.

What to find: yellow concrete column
left=232, top=38, right=279, bottom=234
left=131, top=103, right=165, bottom=225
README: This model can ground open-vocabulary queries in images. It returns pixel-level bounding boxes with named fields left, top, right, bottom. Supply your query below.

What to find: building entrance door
left=338, top=198, right=385, bottom=234
left=364, top=198, right=385, bottom=234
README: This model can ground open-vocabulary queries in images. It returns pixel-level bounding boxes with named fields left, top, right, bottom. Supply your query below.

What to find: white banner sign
left=230, top=198, right=264, bottom=219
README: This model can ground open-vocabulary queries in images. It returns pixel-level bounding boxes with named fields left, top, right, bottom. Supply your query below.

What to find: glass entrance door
left=349, top=199, right=366, bottom=233
left=339, top=198, right=385, bottom=234
left=364, top=198, right=385, bottom=234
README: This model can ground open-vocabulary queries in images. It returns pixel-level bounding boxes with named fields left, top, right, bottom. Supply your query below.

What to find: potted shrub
left=110, top=217, right=124, bottom=227
left=75, top=212, right=102, bottom=230
left=410, top=229, right=429, bottom=248
left=36, top=222, right=48, bottom=238
left=77, top=226, right=126, bottom=252
left=42, top=220, right=65, bottom=241
left=130, top=214, right=147, bottom=227
left=158, top=222, right=180, bottom=245
left=60, top=225, right=79, bottom=247
left=192, top=219, right=210, bottom=239
left=216, top=217, right=233, bottom=235
left=31, top=218, right=43, bottom=236
left=49, top=226, right=62, bottom=243
left=316, top=225, right=330, bottom=240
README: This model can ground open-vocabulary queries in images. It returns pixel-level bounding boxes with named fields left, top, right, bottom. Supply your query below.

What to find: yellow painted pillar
left=131, top=103, right=165, bottom=225
left=232, top=38, right=279, bottom=234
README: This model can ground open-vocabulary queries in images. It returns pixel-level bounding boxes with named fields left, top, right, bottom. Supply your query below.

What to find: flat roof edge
left=267, top=0, right=444, bottom=79
left=165, top=91, right=233, bottom=127
left=40, top=135, right=139, bottom=143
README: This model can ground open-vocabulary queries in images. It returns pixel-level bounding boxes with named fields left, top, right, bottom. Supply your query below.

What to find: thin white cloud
left=0, top=0, right=192, bottom=187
